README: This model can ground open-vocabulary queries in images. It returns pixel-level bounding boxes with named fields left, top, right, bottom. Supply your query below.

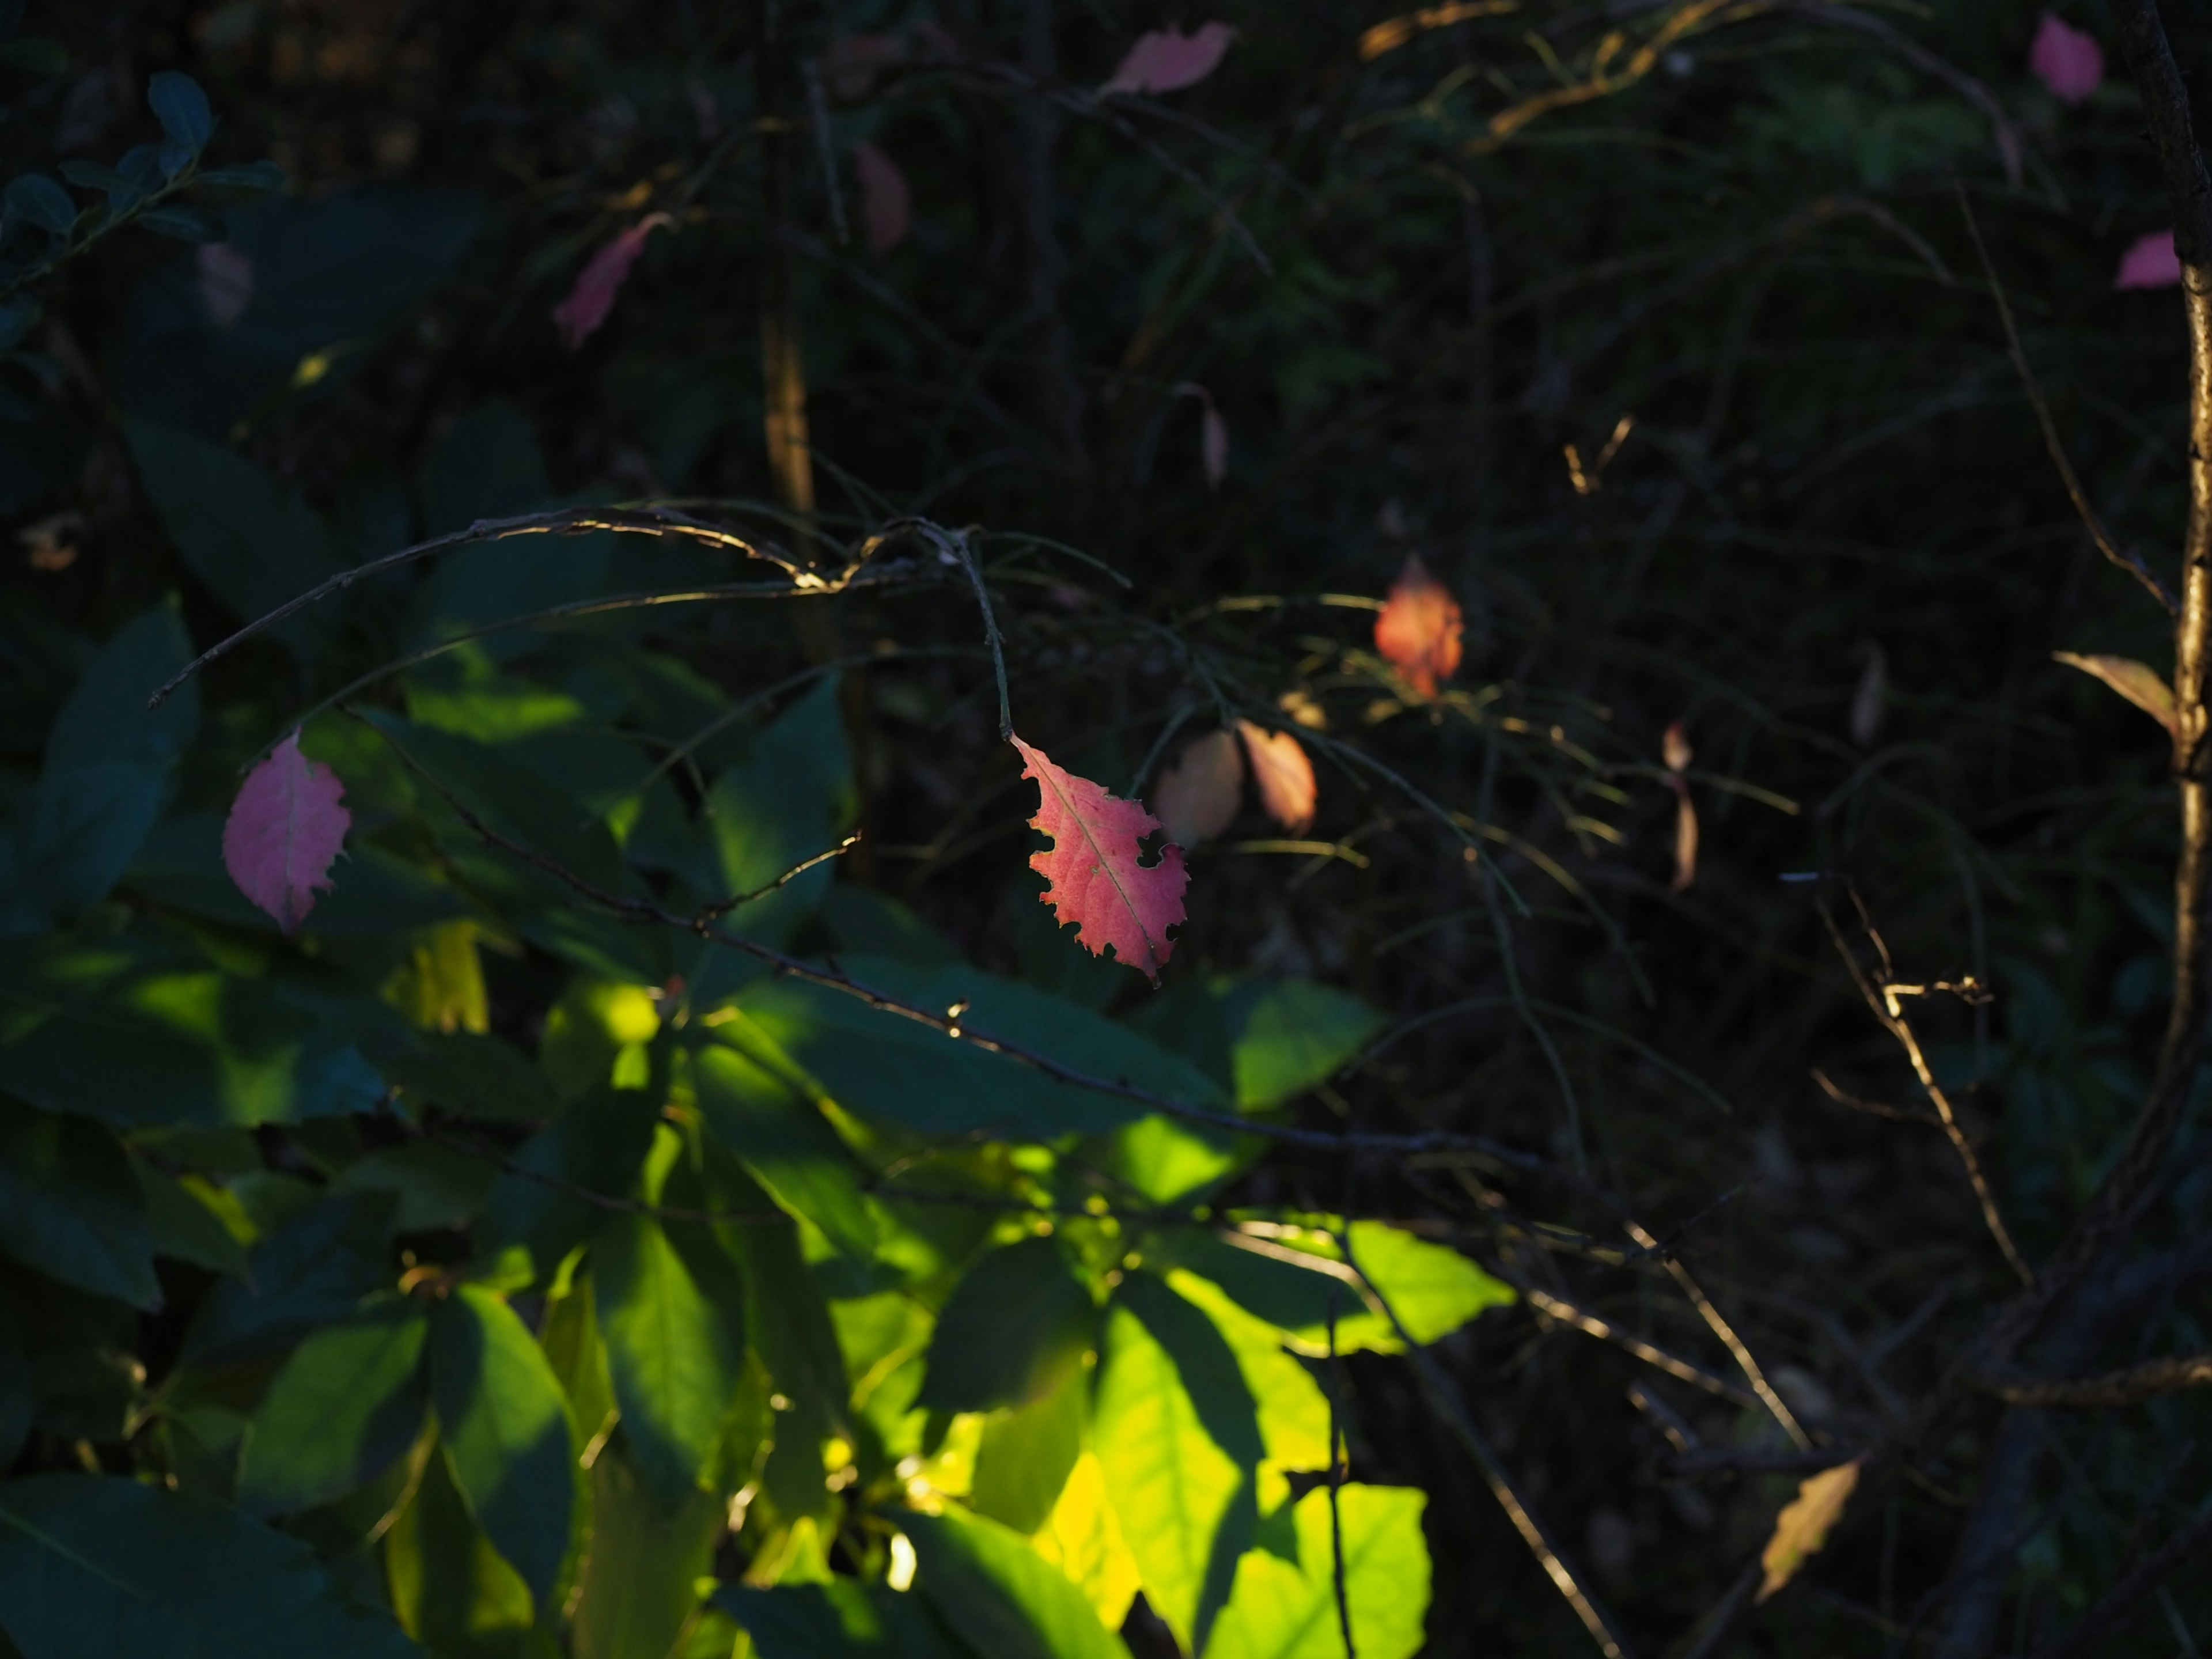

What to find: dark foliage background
left=4, top=0, right=2210, bottom=1654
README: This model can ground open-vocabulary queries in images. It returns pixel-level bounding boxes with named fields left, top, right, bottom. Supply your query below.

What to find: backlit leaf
left=554, top=214, right=672, bottom=351
left=1153, top=729, right=1244, bottom=849
left=971, top=1359, right=1088, bottom=1535
left=904, top=1506, right=1131, bottom=1659
left=236, top=1297, right=429, bottom=1515
left=2053, top=651, right=2177, bottom=737
left=1373, top=556, right=1463, bottom=697
left=223, top=732, right=352, bottom=934
left=1236, top=722, right=1316, bottom=835
left=1013, top=733, right=1188, bottom=981
left=1032, top=1450, right=1144, bottom=1631
left=920, top=1237, right=1095, bottom=1414
left=1200, top=1484, right=1430, bottom=1659
left=1101, top=22, right=1236, bottom=94
left=1756, top=1459, right=1861, bottom=1603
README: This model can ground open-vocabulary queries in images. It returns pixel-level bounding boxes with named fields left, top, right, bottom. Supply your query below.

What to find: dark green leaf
left=716, top=1578, right=972, bottom=1659
left=115, top=145, right=164, bottom=188
left=593, top=1203, right=747, bottom=1512
left=384, top=1434, right=536, bottom=1658
left=0, top=36, right=65, bottom=75
left=236, top=1297, right=429, bottom=1515
left=134, top=1161, right=249, bottom=1276
left=332, top=1144, right=496, bottom=1234
left=138, top=204, right=228, bottom=243
left=147, top=70, right=214, bottom=151
left=3, top=175, right=74, bottom=233
left=191, top=160, right=286, bottom=198
left=127, top=812, right=463, bottom=937
left=55, top=159, right=139, bottom=196
left=905, top=1506, right=1131, bottom=1659
left=124, top=420, right=346, bottom=653
left=475, top=1085, right=662, bottom=1279
left=183, top=1195, right=392, bottom=1365
left=430, top=1286, right=577, bottom=1607
left=692, top=1040, right=877, bottom=1263
left=0, top=1103, right=157, bottom=1308
left=570, top=1442, right=722, bottom=1659
left=919, top=1237, right=1094, bottom=1414
left=971, top=1361, right=1086, bottom=1535
left=0, top=296, right=37, bottom=355
left=0, top=1474, right=417, bottom=1659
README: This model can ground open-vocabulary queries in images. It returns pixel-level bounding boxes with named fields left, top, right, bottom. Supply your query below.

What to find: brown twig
left=1522, top=1285, right=1761, bottom=1410
left=1974, top=1354, right=2212, bottom=1410
left=1623, top=1218, right=1812, bottom=1449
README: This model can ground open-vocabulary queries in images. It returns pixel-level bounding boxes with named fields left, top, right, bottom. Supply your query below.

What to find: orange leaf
left=1374, top=555, right=1464, bottom=696
left=2052, top=651, right=2177, bottom=738
left=1756, top=1460, right=1862, bottom=1604
left=1661, top=719, right=1692, bottom=774
left=1237, top=720, right=1317, bottom=834
left=1669, top=779, right=1698, bottom=892
left=1152, top=729, right=1244, bottom=849
left=1013, top=733, right=1188, bottom=982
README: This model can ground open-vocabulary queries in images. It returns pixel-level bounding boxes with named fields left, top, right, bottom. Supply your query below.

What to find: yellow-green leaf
left=1032, top=1451, right=1144, bottom=1632
left=2054, top=652, right=2177, bottom=737
left=1756, top=1459, right=1862, bottom=1604
left=1201, top=1484, right=1430, bottom=1659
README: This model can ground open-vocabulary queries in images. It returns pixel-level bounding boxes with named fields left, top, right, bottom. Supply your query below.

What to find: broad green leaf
left=699, top=677, right=852, bottom=948
left=730, top=955, right=1224, bottom=1139
left=1200, top=1485, right=1430, bottom=1659
left=919, top=1237, right=1095, bottom=1414
left=134, top=1159, right=249, bottom=1276
left=125, top=420, right=346, bottom=655
left=333, top=1143, right=497, bottom=1234
left=1093, top=1277, right=1259, bottom=1652
left=1033, top=1450, right=1144, bottom=1631
left=692, top=1039, right=876, bottom=1263
left=1337, top=1222, right=1514, bottom=1347
left=972, top=1359, right=1087, bottom=1535
left=0, top=1103, right=157, bottom=1307
left=127, top=813, right=464, bottom=937
left=594, top=1207, right=747, bottom=1512
left=715, top=1577, right=970, bottom=1659
left=906, top=1506, right=1131, bottom=1659
left=474, top=1085, right=662, bottom=1279
left=147, top=70, right=214, bottom=151
left=3, top=173, right=74, bottom=232
left=1088, top=1115, right=1250, bottom=1206
left=1166, top=1271, right=1333, bottom=1469
left=0, top=603, right=196, bottom=930
left=385, top=1436, right=542, bottom=1659
left=237, top=1297, right=429, bottom=1515
left=431, top=1286, right=578, bottom=1606
left=184, top=1195, right=392, bottom=1364
left=570, top=1441, right=722, bottom=1659
left=1218, top=979, right=1385, bottom=1110
left=821, top=884, right=963, bottom=963
left=0, top=1473, right=416, bottom=1659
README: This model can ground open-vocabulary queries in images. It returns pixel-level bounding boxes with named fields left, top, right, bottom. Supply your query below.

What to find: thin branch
left=2025, top=1506, right=2212, bottom=1659
left=1975, top=1354, right=2212, bottom=1409
left=1522, top=1285, right=1761, bottom=1408
left=1623, top=1218, right=1813, bottom=1449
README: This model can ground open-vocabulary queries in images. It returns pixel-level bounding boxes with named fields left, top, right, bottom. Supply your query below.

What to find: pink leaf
left=1374, top=554, right=1464, bottom=696
left=196, top=243, right=255, bottom=329
left=854, top=142, right=912, bottom=255
left=2116, top=230, right=2181, bottom=291
left=552, top=213, right=673, bottom=351
left=1237, top=720, right=1316, bottom=834
left=1152, top=728, right=1244, bottom=849
left=1102, top=21, right=1236, bottom=96
left=1013, top=733, right=1188, bottom=982
left=222, top=732, right=351, bottom=935
left=2028, top=14, right=2102, bottom=105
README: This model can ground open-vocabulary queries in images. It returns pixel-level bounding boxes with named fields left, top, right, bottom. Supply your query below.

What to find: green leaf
left=1339, top=1222, right=1514, bottom=1347
left=475, top=1085, right=662, bottom=1279
left=715, top=1577, right=971, bottom=1659
left=133, top=1160, right=248, bottom=1276
left=332, top=1143, right=496, bottom=1234
left=0, top=1474, right=418, bottom=1659
left=237, top=1297, right=429, bottom=1515
left=972, top=1360, right=1088, bottom=1535
left=1218, top=980, right=1385, bottom=1111
left=905, top=1506, right=1131, bottom=1659
left=1200, top=1485, right=1430, bottom=1659
left=570, top=1441, right=723, bottom=1659
left=124, top=420, right=346, bottom=655
left=692, top=1039, right=877, bottom=1263
left=1166, top=1272, right=1332, bottom=1470
left=729, top=955, right=1224, bottom=1139
left=385, top=1435, right=540, bottom=1659
left=698, top=677, right=853, bottom=948
left=138, top=204, right=228, bottom=243
left=184, top=1195, right=392, bottom=1364
left=919, top=1237, right=1095, bottom=1414
left=1093, top=1275, right=1261, bottom=1652
left=57, top=158, right=143, bottom=196
left=0, top=1102, right=157, bottom=1307
left=430, top=1285, right=578, bottom=1607
left=594, top=1204, right=747, bottom=1510
left=191, top=160, right=287, bottom=198
left=4, top=174, right=75, bottom=232
left=0, top=601, right=196, bottom=929
left=0, top=36, right=66, bottom=74
left=147, top=70, right=214, bottom=151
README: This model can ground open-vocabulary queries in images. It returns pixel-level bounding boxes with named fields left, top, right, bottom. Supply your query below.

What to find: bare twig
left=1623, top=1219, right=1812, bottom=1449
left=1522, top=1285, right=1761, bottom=1409
left=1975, top=1354, right=2212, bottom=1410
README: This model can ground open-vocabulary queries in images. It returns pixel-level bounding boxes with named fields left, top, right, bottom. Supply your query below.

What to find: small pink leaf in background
left=2115, top=230, right=2181, bottom=291
left=196, top=243, right=255, bottom=329
left=1237, top=720, right=1316, bottom=834
left=223, top=732, right=351, bottom=935
left=854, top=142, right=912, bottom=255
left=1662, top=721, right=1696, bottom=892
left=1014, top=733, right=1188, bottom=981
left=1101, top=21, right=1236, bottom=95
left=1153, top=728, right=1244, bottom=849
left=1175, top=383, right=1230, bottom=489
left=1374, top=554, right=1464, bottom=696
left=2028, top=14, right=2103, bottom=105
left=553, top=213, right=673, bottom=351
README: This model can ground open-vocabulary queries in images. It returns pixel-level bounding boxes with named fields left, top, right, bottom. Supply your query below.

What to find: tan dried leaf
left=1151, top=729, right=1244, bottom=849
left=2052, top=652, right=2177, bottom=738
left=1237, top=720, right=1317, bottom=834
left=1669, top=781, right=1698, bottom=893
left=1756, top=1459, right=1862, bottom=1604
left=1661, top=719, right=1692, bottom=775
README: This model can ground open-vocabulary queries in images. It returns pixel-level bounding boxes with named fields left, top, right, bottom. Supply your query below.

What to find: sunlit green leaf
left=906, top=1505, right=1131, bottom=1659
left=570, top=1440, right=721, bottom=1659
left=1200, top=1485, right=1430, bottom=1659
left=972, top=1359, right=1088, bottom=1535
left=236, top=1297, right=428, bottom=1516
left=919, top=1237, right=1094, bottom=1414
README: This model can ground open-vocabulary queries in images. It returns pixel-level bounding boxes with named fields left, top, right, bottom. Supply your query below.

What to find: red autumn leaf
left=1101, top=21, right=1236, bottom=95
left=2028, top=14, right=2102, bottom=105
left=1152, top=728, right=1244, bottom=849
left=552, top=213, right=673, bottom=351
left=1013, top=733, right=1188, bottom=980
left=854, top=142, right=912, bottom=255
left=1236, top=719, right=1316, bottom=834
left=222, top=731, right=351, bottom=934
left=1374, top=554, right=1464, bottom=696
